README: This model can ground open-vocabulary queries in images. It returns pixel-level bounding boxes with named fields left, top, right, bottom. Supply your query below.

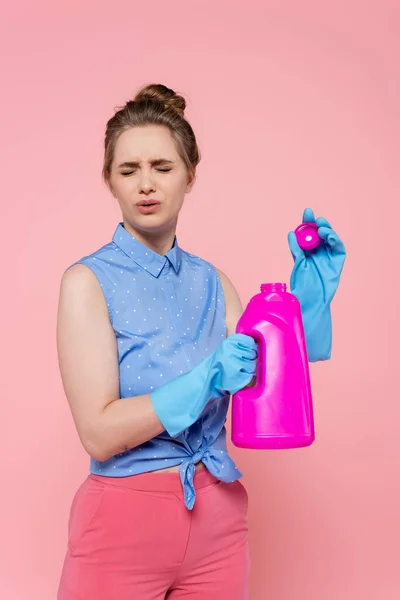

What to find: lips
left=136, top=201, right=162, bottom=215
left=136, top=200, right=161, bottom=207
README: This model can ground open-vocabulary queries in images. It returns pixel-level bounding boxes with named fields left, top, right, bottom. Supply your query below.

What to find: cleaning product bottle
left=231, top=283, right=314, bottom=449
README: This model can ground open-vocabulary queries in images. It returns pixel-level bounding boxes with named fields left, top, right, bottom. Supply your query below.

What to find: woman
left=57, top=83, right=346, bottom=599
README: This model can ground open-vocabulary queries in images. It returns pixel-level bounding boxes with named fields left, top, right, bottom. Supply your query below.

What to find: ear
left=186, top=170, right=196, bottom=193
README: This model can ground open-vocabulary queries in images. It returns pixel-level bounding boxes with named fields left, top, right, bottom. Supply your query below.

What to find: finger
left=240, top=364, right=257, bottom=375
left=315, top=216, right=332, bottom=229
left=240, top=349, right=258, bottom=361
left=229, top=333, right=251, bottom=343
left=318, top=226, right=346, bottom=255
left=233, top=334, right=258, bottom=353
left=237, top=345, right=258, bottom=359
left=288, top=231, right=305, bottom=260
left=302, top=207, right=315, bottom=223
left=233, top=333, right=257, bottom=345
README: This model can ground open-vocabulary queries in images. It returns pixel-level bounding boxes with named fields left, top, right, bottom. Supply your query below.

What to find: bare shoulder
left=60, top=262, right=101, bottom=296
left=58, top=262, right=111, bottom=317
left=57, top=262, right=115, bottom=367
left=215, top=267, right=244, bottom=336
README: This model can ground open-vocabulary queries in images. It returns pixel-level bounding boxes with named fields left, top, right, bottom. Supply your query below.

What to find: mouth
left=136, top=200, right=161, bottom=206
left=136, top=200, right=161, bottom=214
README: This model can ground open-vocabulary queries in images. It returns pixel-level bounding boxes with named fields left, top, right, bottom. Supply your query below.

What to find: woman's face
left=107, top=124, right=195, bottom=236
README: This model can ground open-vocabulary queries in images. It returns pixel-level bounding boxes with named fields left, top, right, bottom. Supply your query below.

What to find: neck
left=123, top=220, right=177, bottom=256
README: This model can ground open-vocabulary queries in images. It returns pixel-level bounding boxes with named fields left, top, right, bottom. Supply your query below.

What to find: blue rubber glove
left=150, top=333, right=258, bottom=437
left=288, top=208, right=346, bottom=362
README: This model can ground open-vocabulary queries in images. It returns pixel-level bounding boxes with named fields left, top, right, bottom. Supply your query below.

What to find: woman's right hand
left=150, top=332, right=258, bottom=438
left=211, top=333, right=258, bottom=395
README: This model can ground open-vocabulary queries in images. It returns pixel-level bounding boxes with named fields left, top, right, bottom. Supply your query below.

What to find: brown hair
left=102, top=83, right=201, bottom=184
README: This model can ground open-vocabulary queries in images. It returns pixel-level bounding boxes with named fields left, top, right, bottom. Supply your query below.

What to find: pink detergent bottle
left=232, top=283, right=314, bottom=449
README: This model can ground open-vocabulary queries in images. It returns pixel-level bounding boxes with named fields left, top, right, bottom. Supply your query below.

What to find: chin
left=129, top=215, right=172, bottom=234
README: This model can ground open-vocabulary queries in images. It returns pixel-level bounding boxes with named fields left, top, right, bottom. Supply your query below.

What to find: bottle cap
left=294, top=221, right=321, bottom=251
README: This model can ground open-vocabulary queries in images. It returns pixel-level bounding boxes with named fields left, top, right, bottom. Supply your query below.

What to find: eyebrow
left=117, top=158, right=175, bottom=169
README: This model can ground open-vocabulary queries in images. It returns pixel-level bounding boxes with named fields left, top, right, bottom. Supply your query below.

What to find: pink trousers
left=57, top=467, right=250, bottom=599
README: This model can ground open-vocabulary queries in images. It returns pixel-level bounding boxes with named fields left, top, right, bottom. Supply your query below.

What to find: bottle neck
left=260, top=283, right=287, bottom=293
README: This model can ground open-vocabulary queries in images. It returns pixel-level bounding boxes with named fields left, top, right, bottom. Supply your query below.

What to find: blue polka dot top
left=68, top=222, right=242, bottom=509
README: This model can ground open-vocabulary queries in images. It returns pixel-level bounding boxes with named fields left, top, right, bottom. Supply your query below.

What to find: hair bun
left=133, top=83, right=186, bottom=118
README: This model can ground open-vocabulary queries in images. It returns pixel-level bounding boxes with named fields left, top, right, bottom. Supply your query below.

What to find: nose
left=138, top=171, right=156, bottom=194
left=140, top=181, right=156, bottom=193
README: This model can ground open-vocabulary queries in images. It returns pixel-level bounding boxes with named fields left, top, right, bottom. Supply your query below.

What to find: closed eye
left=121, top=168, right=172, bottom=176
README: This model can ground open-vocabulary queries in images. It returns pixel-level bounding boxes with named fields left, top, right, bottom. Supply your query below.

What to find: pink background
left=1, top=1, right=399, bottom=598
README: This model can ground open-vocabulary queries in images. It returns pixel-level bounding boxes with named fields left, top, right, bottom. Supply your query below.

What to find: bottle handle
left=244, top=328, right=265, bottom=391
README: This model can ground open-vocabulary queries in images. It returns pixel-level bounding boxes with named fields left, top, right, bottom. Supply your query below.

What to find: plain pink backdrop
left=1, top=1, right=399, bottom=598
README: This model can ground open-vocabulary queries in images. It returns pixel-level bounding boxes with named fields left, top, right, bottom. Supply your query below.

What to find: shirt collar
left=112, top=222, right=182, bottom=277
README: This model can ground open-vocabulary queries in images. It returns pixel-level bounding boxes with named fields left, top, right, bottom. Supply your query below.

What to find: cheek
left=169, top=184, right=187, bottom=210
left=114, top=179, right=134, bottom=201
left=168, top=175, right=190, bottom=197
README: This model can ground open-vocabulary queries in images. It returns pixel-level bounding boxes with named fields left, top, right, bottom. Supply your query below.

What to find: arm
left=57, top=264, right=165, bottom=462
left=58, top=264, right=254, bottom=461
left=216, top=267, right=258, bottom=389
left=215, top=267, right=244, bottom=337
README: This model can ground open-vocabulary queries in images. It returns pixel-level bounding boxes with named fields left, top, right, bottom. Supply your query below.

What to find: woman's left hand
left=288, top=208, right=346, bottom=361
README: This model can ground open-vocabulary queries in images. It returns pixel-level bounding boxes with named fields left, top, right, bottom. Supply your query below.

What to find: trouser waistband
left=89, top=466, right=219, bottom=493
